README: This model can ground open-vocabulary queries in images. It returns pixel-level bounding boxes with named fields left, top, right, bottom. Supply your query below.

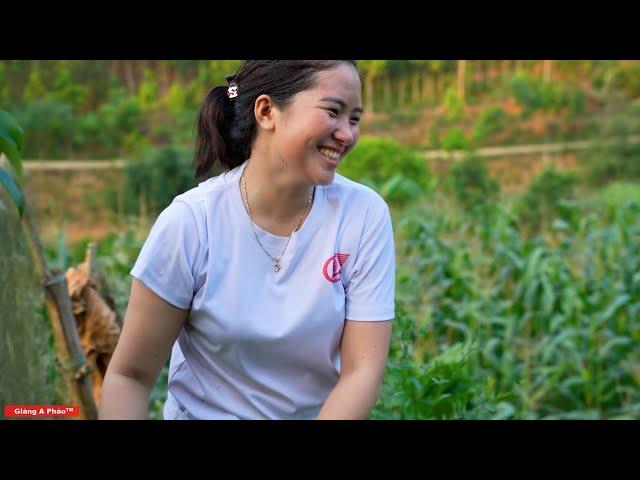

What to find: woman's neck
left=241, top=155, right=315, bottom=226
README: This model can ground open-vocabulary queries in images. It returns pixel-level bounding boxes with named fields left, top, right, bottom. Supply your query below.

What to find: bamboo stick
left=22, top=201, right=98, bottom=419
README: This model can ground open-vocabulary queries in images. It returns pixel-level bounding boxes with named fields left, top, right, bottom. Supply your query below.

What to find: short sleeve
left=344, top=201, right=396, bottom=321
left=130, top=199, right=202, bottom=310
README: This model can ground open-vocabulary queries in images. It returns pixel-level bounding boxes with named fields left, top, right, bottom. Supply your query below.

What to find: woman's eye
left=326, top=108, right=339, bottom=117
left=350, top=118, right=361, bottom=125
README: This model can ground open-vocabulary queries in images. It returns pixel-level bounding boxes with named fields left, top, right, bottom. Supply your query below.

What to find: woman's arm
left=98, top=278, right=189, bottom=419
left=315, top=319, right=392, bottom=420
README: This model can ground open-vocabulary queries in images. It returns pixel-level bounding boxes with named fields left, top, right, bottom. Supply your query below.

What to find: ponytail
left=194, top=86, right=238, bottom=179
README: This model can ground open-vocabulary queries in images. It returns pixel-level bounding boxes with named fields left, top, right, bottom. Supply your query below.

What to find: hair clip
left=226, top=74, right=238, bottom=99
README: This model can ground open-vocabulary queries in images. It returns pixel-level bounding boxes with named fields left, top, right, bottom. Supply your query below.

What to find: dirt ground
left=23, top=169, right=127, bottom=246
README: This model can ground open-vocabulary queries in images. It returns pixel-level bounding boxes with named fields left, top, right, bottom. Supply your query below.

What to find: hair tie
left=226, top=75, right=238, bottom=99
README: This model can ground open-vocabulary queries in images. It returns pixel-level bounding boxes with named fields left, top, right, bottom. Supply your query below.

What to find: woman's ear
left=254, top=94, right=276, bottom=131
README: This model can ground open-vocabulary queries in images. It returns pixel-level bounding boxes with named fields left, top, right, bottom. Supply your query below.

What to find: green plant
left=582, top=101, right=640, bottom=186
left=601, top=181, right=640, bottom=209
left=443, top=87, right=463, bottom=121
left=11, top=100, right=76, bottom=159
left=507, top=72, right=585, bottom=118
left=516, top=168, right=578, bottom=233
left=472, top=106, right=507, bottom=143
left=370, top=303, right=509, bottom=420
left=76, top=89, right=145, bottom=158
left=447, top=154, right=500, bottom=211
left=609, top=62, right=640, bottom=99
left=116, top=145, right=198, bottom=217
left=443, top=127, right=471, bottom=151
left=0, top=109, right=24, bottom=215
left=337, top=135, right=433, bottom=207
left=382, top=188, right=640, bottom=419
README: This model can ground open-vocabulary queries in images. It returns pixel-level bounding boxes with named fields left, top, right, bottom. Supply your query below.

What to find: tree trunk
left=501, top=60, right=511, bottom=80
left=365, top=73, right=374, bottom=114
left=158, top=61, right=171, bottom=96
left=107, top=61, right=120, bottom=83
left=421, top=73, right=429, bottom=103
left=457, top=60, right=466, bottom=105
left=398, top=77, right=406, bottom=108
left=542, top=60, right=552, bottom=83
left=124, top=61, right=136, bottom=93
left=384, top=75, right=392, bottom=110
left=412, top=73, right=421, bottom=104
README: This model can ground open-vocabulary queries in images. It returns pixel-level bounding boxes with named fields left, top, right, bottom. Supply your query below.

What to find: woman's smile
left=318, top=146, right=342, bottom=167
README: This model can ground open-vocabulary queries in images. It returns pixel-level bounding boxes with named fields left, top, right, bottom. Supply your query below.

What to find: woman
left=99, top=60, right=395, bottom=420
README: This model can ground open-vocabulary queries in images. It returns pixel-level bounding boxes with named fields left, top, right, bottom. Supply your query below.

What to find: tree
left=409, top=60, right=429, bottom=104
left=427, top=60, right=447, bottom=100
left=358, top=60, right=386, bottom=113
left=542, top=60, right=552, bottom=83
left=457, top=60, right=467, bottom=105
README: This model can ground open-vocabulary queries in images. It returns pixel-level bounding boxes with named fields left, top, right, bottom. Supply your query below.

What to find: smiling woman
left=99, top=61, right=396, bottom=420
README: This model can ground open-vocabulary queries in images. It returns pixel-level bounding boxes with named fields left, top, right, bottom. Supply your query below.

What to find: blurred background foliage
left=2, top=60, right=640, bottom=419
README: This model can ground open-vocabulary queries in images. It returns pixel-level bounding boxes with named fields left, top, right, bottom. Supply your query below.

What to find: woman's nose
left=333, top=120, right=354, bottom=147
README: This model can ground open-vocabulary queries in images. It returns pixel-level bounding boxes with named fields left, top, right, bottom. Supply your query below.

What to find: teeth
left=318, top=147, right=340, bottom=161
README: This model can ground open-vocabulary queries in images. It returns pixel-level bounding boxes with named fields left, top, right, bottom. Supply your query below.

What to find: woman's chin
left=315, top=169, right=336, bottom=186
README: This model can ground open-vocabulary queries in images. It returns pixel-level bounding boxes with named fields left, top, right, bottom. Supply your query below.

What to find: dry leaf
left=65, top=256, right=121, bottom=406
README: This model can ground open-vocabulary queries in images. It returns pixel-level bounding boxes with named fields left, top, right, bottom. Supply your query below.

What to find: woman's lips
left=319, top=150, right=339, bottom=167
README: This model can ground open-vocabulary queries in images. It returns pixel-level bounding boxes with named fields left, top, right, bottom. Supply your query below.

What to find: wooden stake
left=21, top=202, right=98, bottom=419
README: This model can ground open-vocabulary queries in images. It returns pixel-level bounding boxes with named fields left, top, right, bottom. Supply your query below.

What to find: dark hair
left=194, top=60, right=358, bottom=179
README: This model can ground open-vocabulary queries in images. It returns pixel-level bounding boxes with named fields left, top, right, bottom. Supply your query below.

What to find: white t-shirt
left=130, top=159, right=395, bottom=420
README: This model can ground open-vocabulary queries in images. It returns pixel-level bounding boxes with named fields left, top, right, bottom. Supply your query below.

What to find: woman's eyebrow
left=320, top=97, right=364, bottom=114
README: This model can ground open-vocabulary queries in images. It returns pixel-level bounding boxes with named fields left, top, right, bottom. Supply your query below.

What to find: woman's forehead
left=303, top=66, right=362, bottom=105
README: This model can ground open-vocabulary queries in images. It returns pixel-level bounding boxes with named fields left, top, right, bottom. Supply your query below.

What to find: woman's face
left=272, top=63, right=362, bottom=186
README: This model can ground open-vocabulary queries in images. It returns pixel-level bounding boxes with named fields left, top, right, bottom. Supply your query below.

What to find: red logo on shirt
left=323, top=253, right=350, bottom=283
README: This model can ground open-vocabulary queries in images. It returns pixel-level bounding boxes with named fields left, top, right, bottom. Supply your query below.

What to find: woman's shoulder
left=163, top=168, right=239, bottom=240
left=175, top=169, right=234, bottom=206
left=167, top=167, right=238, bottom=221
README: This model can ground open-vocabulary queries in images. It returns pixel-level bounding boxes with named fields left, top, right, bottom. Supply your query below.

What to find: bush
left=447, top=154, right=500, bottom=210
left=371, top=306, right=505, bottom=419
left=609, top=63, right=640, bottom=98
left=567, top=88, right=586, bottom=116
left=582, top=101, right=640, bottom=186
left=443, top=127, right=471, bottom=151
left=507, top=72, right=586, bottom=117
left=443, top=87, right=464, bottom=121
left=472, top=106, right=507, bottom=143
left=516, top=168, right=578, bottom=233
left=115, top=145, right=198, bottom=217
left=601, top=181, right=640, bottom=209
left=76, top=90, right=145, bottom=158
left=337, top=135, right=433, bottom=207
left=11, top=100, right=76, bottom=158
left=508, top=73, right=543, bottom=114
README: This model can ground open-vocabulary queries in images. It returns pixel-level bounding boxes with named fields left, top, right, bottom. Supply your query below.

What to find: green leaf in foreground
left=0, top=109, right=25, bottom=178
left=0, top=168, right=24, bottom=217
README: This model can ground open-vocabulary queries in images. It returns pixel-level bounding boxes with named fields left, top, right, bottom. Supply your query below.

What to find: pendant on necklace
left=273, top=263, right=281, bottom=272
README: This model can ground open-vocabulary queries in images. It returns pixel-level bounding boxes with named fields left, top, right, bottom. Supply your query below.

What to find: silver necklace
left=241, top=166, right=314, bottom=272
